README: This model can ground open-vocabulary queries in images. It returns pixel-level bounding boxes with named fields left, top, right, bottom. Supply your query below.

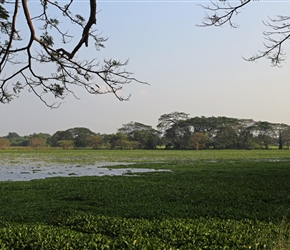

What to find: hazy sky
left=1, top=1, right=290, bottom=136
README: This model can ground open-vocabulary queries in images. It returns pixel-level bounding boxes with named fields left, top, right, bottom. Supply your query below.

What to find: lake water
left=0, top=162, right=168, bottom=182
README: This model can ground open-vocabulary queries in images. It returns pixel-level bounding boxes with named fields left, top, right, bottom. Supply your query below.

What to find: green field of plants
left=0, top=149, right=289, bottom=249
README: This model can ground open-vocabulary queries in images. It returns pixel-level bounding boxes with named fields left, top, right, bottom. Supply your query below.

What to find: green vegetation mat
left=0, top=150, right=289, bottom=249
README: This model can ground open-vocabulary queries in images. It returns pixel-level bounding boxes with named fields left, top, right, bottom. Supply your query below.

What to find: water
left=0, top=162, right=169, bottom=182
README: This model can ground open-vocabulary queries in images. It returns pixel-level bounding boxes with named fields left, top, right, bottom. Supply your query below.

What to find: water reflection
left=0, top=162, right=169, bottom=182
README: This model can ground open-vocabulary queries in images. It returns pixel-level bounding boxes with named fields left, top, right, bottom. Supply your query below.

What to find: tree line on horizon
left=1, top=112, right=290, bottom=150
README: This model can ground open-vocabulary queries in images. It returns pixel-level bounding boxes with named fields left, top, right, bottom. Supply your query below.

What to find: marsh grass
left=0, top=150, right=290, bottom=249
left=2, top=149, right=290, bottom=164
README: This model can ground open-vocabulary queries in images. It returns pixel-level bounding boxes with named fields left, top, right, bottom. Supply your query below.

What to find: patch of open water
left=0, top=162, right=170, bottom=182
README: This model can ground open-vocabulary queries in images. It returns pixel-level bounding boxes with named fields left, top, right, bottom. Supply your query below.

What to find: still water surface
left=0, top=162, right=166, bottom=182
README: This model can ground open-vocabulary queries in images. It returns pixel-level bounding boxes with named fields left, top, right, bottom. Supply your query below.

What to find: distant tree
left=66, top=127, right=96, bottom=148
left=0, top=0, right=143, bottom=107
left=254, top=122, right=275, bottom=149
left=108, top=133, right=129, bottom=150
left=214, top=126, right=238, bottom=149
left=186, top=116, right=218, bottom=147
left=157, top=112, right=189, bottom=134
left=285, top=130, right=290, bottom=149
left=50, top=130, right=73, bottom=147
left=0, top=137, right=10, bottom=149
left=5, top=132, right=50, bottom=147
left=272, top=123, right=290, bottom=149
left=58, top=140, right=74, bottom=150
left=28, top=133, right=50, bottom=148
left=51, top=127, right=95, bottom=148
left=200, top=1, right=290, bottom=66
left=186, top=116, right=211, bottom=133
left=5, top=132, right=20, bottom=140
left=235, top=119, right=256, bottom=149
left=29, top=137, right=46, bottom=148
left=87, top=134, right=103, bottom=149
left=118, top=122, right=161, bottom=149
left=157, top=112, right=189, bottom=149
left=134, top=130, right=160, bottom=149
left=126, top=141, right=140, bottom=150
left=189, top=132, right=209, bottom=150
left=4, top=132, right=22, bottom=146
left=163, top=121, right=192, bottom=149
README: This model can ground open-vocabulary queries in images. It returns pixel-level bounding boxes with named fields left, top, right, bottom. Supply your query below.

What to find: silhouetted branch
left=199, top=0, right=252, bottom=28
left=200, top=0, right=290, bottom=66
left=0, top=0, right=145, bottom=107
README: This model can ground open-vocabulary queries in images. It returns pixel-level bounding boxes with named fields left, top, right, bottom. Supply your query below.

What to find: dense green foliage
left=0, top=215, right=288, bottom=249
left=2, top=114, right=290, bottom=150
left=0, top=150, right=289, bottom=249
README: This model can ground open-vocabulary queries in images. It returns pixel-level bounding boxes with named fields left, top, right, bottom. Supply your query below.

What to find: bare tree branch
left=199, top=0, right=252, bottom=28
left=0, top=0, right=18, bottom=71
left=246, top=15, right=290, bottom=66
left=200, top=0, right=290, bottom=66
left=0, top=0, right=145, bottom=107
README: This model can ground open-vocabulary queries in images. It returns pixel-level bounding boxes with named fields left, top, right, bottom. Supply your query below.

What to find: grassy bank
left=0, top=150, right=289, bottom=249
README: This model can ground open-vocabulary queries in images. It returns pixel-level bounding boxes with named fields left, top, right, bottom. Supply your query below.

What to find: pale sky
left=1, top=1, right=290, bottom=136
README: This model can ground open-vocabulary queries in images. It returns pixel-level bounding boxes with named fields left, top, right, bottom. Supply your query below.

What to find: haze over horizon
left=1, top=1, right=290, bottom=136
